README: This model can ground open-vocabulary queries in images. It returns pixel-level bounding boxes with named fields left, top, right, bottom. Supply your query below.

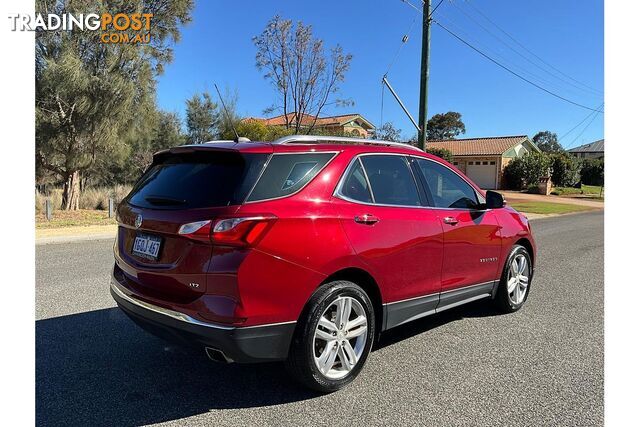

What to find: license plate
left=132, top=234, right=162, bottom=260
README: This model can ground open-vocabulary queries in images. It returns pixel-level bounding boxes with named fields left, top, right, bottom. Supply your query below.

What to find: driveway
left=500, top=190, right=604, bottom=208
left=36, top=211, right=604, bottom=426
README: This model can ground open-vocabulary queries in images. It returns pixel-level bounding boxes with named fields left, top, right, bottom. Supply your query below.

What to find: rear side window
left=415, top=158, right=479, bottom=209
left=360, top=155, right=421, bottom=206
left=127, top=151, right=269, bottom=209
left=247, top=153, right=335, bottom=202
left=339, top=159, right=373, bottom=203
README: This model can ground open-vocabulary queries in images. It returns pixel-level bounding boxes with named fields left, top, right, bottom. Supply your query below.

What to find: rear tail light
left=178, top=220, right=212, bottom=242
left=212, top=216, right=277, bottom=247
left=178, top=216, right=276, bottom=247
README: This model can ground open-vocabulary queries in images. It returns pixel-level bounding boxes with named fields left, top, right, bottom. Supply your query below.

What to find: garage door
left=466, top=161, right=497, bottom=189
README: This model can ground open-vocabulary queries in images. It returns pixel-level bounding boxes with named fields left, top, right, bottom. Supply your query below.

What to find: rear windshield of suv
left=127, top=151, right=269, bottom=209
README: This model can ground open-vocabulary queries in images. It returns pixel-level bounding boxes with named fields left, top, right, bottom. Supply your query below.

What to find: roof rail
left=272, top=134, right=424, bottom=152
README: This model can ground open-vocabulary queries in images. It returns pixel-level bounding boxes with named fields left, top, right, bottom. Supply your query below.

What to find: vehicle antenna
left=214, top=83, right=245, bottom=142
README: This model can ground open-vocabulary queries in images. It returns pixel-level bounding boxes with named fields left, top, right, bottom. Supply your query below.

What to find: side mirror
left=485, top=190, right=505, bottom=209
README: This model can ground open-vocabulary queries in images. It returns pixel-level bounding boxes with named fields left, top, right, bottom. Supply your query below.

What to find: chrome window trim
left=334, top=152, right=490, bottom=212
left=244, top=151, right=339, bottom=204
left=111, top=279, right=296, bottom=330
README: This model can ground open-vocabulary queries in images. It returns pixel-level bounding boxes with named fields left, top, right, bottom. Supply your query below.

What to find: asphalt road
left=36, top=211, right=604, bottom=426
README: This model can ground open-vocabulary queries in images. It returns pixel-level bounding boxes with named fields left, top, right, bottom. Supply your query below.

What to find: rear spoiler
left=152, top=141, right=273, bottom=163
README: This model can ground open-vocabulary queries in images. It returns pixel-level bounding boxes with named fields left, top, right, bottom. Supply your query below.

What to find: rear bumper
left=110, top=275, right=296, bottom=363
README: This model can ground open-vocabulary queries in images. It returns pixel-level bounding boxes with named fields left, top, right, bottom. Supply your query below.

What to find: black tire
left=494, top=244, right=533, bottom=313
left=286, top=280, right=375, bottom=393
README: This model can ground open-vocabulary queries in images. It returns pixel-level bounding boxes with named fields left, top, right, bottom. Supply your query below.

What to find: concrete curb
left=36, top=233, right=116, bottom=245
left=36, top=225, right=117, bottom=245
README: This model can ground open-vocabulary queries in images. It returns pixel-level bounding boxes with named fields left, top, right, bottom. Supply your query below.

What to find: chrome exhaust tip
left=205, top=347, right=234, bottom=363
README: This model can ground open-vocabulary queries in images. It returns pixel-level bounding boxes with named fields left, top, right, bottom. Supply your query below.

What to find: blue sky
left=156, top=0, right=603, bottom=148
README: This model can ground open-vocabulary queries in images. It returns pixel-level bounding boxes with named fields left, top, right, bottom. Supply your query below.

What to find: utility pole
left=417, top=0, right=431, bottom=150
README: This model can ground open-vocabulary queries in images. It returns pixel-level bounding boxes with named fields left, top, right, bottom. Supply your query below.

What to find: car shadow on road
left=36, top=300, right=501, bottom=426
left=36, top=308, right=317, bottom=426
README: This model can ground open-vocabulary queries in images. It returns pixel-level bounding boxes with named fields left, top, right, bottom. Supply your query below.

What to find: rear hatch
left=115, top=146, right=271, bottom=303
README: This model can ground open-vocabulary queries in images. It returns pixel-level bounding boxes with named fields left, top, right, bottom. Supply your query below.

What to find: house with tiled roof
left=244, top=113, right=375, bottom=137
left=426, top=135, right=541, bottom=189
left=568, top=139, right=604, bottom=160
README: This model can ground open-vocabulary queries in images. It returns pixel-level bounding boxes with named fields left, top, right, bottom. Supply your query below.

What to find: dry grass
left=36, top=209, right=116, bottom=229
left=36, top=185, right=132, bottom=212
left=36, top=185, right=131, bottom=228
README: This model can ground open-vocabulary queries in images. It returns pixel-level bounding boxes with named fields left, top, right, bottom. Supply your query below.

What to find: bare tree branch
left=253, top=16, right=352, bottom=134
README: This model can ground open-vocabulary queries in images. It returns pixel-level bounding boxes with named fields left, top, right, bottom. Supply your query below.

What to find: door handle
left=443, top=216, right=459, bottom=225
left=354, top=214, right=379, bottom=225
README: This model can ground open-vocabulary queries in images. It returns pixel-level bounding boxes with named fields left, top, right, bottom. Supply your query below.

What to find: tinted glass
left=416, top=158, right=479, bottom=209
left=247, top=153, right=334, bottom=201
left=360, top=155, right=420, bottom=206
left=127, top=151, right=269, bottom=209
left=339, top=159, right=373, bottom=203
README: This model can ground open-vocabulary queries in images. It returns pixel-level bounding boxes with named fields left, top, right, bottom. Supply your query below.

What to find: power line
left=435, top=12, right=589, bottom=98
left=404, top=0, right=446, bottom=19
left=433, top=19, right=604, bottom=113
left=464, top=0, right=603, bottom=96
left=449, top=0, right=602, bottom=99
left=384, top=10, right=420, bottom=75
left=558, top=102, right=604, bottom=141
left=429, top=0, right=446, bottom=17
left=565, top=105, right=603, bottom=149
left=400, top=0, right=422, bottom=15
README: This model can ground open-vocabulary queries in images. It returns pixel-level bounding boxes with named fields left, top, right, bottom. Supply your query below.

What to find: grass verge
left=36, top=209, right=116, bottom=229
left=509, top=201, right=595, bottom=215
left=551, top=184, right=604, bottom=199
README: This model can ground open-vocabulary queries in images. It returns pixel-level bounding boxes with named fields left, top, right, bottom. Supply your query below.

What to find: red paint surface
left=114, top=142, right=536, bottom=327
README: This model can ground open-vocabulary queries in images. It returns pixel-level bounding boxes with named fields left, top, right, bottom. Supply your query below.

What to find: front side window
left=338, top=159, right=373, bottom=203
left=247, top=152, right=334, bottom=202
left=359, top=155, right=421, bottom=206
left=416, top=158, right=479, bottom=209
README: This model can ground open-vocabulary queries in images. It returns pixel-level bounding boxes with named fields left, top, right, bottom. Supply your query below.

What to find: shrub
left=526, top=183, right=540, bottom=194
left=503, top=152, right=552, bottom=190
left=425, top=147, right=454, bottom=163
left=503, top=158, right=526, bottom=189
left=35, top=188, right=63, bottom=212
left=36, top=185, right=132, bottom=212
left=550, top=153, right=580, bottom=187
left=580, top=158, right=604, bottom=186
left=79, top=185, right=133, bottom=210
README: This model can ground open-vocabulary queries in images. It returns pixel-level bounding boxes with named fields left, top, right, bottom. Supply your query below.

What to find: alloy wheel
left=507, top=253, right=530, bottom=305
left=312, top=296, right=368, bottom=379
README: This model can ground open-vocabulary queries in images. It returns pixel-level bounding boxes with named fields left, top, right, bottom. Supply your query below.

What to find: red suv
left=111, top=135, right=536, bottom=392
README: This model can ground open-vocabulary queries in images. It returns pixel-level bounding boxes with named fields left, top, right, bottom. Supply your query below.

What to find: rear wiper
left=144, top=195, right=187, bottom=206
